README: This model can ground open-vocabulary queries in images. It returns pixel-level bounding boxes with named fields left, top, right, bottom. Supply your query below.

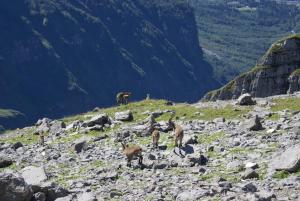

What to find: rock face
left=0, top=173, right=33, bottom=201
left=270, top=144, right=300, bottom=173
left=203, top=35, right=300, bottom=101
left=0, top=0, right=218, bottom=130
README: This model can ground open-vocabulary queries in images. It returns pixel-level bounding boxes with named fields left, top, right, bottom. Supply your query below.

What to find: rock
left=115, top=110, right=133, bottom=121
left=270, top=143, right=300, bottom=172
left=21, top=166, right=47, bottom=192
left=0, top=157, right=13, bottom=168
left=255, top=190, right=276, bottom=201
left=242, top=169, right=259, bottom=180
left=287, top=72, right=300, bottom=94
left=77, top=192, right=97, bottom=201
left=248, top=115, right=263, bottom=131
left=12, top=141, right=23, bottom=150
left=84, top=114, right=110, bottom=127
left=74, top=139, right=87, bottom=153
left=0, top=173, right=33, bottom=201
left=245, top=162, right=259, bottom=169
left=237, top=93, right=256, bottom=106
left=183, top=135, right=198, bottom=145
left=176, top=189, right=209, bottom=201
left=54, top=195, right=73, bottom=201
left=40, top=182, right=69, bottom=201
left=242, top=182, right=257, bottom=192
left=49, top=121, right=66, bottom=135
left=33, top=192, right=46, bottom=201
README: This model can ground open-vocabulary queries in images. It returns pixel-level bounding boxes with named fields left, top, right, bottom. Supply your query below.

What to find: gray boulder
left=21, top=166, right=47, bottom=192
left=84, top=114, right=110, bottom=127
left=77, top=192, right=97, bottom=201
left=0, top=157, right=13, bottom=168
left=242, top=169, right=259, bottom=180
left=12, top=141, right=23, bottom=150
left=247, top=115, right=263, bottom=131
left=74, top=139, right=87, bottom=153
left=115, top=110, right=133, bottom=121
left=0, top=173, right=33, bottom=201
left=40, top=182, right=69, bottom=201
left=237, top=93, right=256, bottom=106
left=270, top=144, right=300, bottom=172
left=176, top=189, right=209, bottom=201
left=33, top=192, right=46, bottom=201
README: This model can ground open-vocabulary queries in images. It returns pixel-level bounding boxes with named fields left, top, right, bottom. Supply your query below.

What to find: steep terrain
left=0, top=0, right=218, bottom=130
left=203, top=34, right=300, bottom=101
left=1, top=95, right=300, bottom=200
left=189, top=0, right=300, bottom=83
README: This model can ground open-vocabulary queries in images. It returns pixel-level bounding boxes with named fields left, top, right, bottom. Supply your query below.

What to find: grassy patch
left=266, top=113, right=280, bottom=121
left=271, top=97, right=300, bottom=112
left=0, top=128, right=38, bottom=145
left=199, top=131, right=225, bottom=145
left=272, top=170, right=289, bottom=179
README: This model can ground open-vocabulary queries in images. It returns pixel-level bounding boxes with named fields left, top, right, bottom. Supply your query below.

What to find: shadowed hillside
left=0, top=0, right=218, bottom=129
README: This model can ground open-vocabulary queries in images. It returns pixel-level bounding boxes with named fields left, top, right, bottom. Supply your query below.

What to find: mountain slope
left=203, top=34, right=300, bottom=101
left=0, top=0, right=218, bottom=129
left=189, top=0, right=300, bottom=83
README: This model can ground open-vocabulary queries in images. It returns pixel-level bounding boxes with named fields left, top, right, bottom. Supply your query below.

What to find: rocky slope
left=0, top=0, right=218, bottom=130
left=1, top=94, right=300, bottom=200
left=203, top=34, right=300, bottom=101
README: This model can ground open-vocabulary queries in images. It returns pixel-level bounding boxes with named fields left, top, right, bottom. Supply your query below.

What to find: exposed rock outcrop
left=203, top=35, right=300, bottom=101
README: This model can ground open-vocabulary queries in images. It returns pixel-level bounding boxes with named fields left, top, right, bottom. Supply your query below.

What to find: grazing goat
left=121, top=142, right=143, bottom=167
left=152, top=129, right=160, bottom=149
left=116, top=92, right=132, bottom=105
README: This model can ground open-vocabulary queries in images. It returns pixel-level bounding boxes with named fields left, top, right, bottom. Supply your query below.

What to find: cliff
left=203, top=34, right=300, bottom=101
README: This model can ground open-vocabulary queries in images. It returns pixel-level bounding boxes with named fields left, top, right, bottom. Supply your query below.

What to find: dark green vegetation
left=0, top=0, right=218, bottom=130
left=190, top=0, right=300, bottom=83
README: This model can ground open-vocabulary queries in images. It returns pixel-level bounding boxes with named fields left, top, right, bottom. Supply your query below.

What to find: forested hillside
left=190, top=0, right=300, bottom=83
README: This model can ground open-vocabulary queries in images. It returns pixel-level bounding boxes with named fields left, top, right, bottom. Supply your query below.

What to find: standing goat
left=152, top=128, right=160, bottom=149
left=168, top=117, right=184, bottom=148
left=121, top=142, right=143, bottom=167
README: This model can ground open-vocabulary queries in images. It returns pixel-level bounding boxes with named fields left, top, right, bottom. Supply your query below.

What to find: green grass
left=272, top=170, right=290, bottom=179
left=291, top=68, right=300, bottom=76
left=267, top=113, right=280, bottom=121
left=0, top=128, right=38, bottom=145
left=199, top=132, right=225, bottom=145
left=271, top=97, right=300, bottom=112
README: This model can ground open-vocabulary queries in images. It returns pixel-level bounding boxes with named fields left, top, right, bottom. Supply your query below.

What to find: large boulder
left=73, top=139, right=87, bottom=153
left=247, top=115, right=263, bottom=131
left=115, top=110, right=133, bottom=121
left=237, top=93, right=256, bottom=106
left=83, top=114, right=110, bottom=127
left=0, top=173, right=33, bottom=201
left=0, top=157, right=13, bottom=168
left=21, top=166, right=47, bottom=192
left=40, top=182, right=69, bottom=201
left=270, top=144, right=300, bottom=173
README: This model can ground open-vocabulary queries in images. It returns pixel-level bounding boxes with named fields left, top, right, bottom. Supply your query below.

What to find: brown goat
left=39, top=134, right=45, bottom=146
left=152, top=129, right=160, bottom=149
left=121, top=142, right=143, bottom=167
left=168, top=118, right=184, bottom=148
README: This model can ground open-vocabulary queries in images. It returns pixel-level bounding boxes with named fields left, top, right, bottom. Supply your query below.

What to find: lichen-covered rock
left=115, top=110, right=133, bottom=122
